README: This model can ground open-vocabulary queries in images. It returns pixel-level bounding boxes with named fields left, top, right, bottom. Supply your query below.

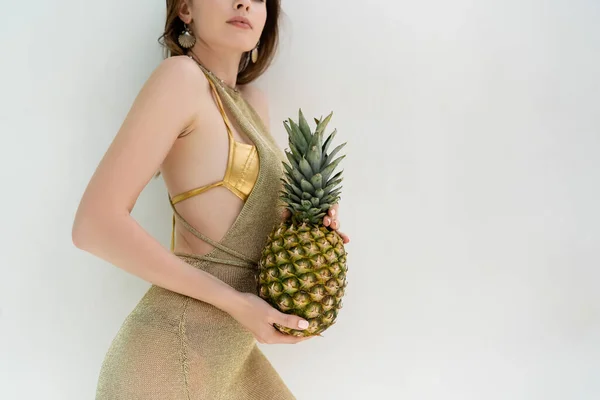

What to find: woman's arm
left=71, top=56, right=242, bottom=314
left=72, top=57, right=312, bottom=343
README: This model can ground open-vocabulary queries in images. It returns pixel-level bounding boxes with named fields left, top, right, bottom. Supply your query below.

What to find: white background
left=1, top=0, right=599, bottom=399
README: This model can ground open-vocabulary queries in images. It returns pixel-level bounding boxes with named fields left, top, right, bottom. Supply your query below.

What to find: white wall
left=1, top=0, right=599, bottom=399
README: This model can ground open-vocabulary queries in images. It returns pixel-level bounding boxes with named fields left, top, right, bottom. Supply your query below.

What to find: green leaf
left=323, top=142, right=347, bottom=169
left=284, top=119, right=308, bottom=154
left=323, top=183, right=342, bottom=197
left=323, top=192, right=341, bottom=204
left=286, top=182, right=304, bottom=197
left=322, top=189, right=342, bottom=203
left=310, top=173, right=323, bottom=190
left=324, top=178, right=343, bottom=195
left=298, top=109, right=313, bottom=144
left=285, top=150, right=300, bottom=170
left=326, top=170, right=343, bottom=185
left=318, top=203, right=332, bottom=212
left=300, top=179, right=315, bottom=193
left=309, top=208, right=322, bottom=216
left=283, top=163, right=305, bottom=184
left=306, top=143, right=322, bottom=175
left=283, top=172, right=294, bottom=187
left=315, top=111, right=333, bottom=136
left=322, top=128, right=338, bottom=155
left=299, top=157, right=314, bottom=180
left=279, top=196, right=292, bottom=206
left=288, top=119, right=308, bottom=153
left=283, top=120, right=293, bottom=136
left=289, top=192, right=302, bottom=203
left=314, top=212, right=327, bottom=221
left=301, top=199, right=312, bottom=210
left=289, top=142, right=302, bottom=160
left=321, top=155, right=346, bottom=182
left=307, top=119, right=321, bottom=147
left=330, top=187, right=343, bottom=196
left=283, top=121, right=299, bottom=149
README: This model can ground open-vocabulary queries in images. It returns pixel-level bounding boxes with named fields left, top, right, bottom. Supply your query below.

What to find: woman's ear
left=178, top=0, right=193, bottom=24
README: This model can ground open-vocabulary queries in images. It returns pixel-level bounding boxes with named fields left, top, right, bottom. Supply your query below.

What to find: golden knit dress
left=95, top=62, right=296, bottom=400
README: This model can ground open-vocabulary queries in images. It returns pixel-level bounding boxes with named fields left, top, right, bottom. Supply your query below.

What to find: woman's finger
left=328, top=203, right=339, bottom=217
left=337, top=230, right=350, bottom=244
left=269, top=331, right=312, bottom=345
left=273, top=310, right=309, bottom=331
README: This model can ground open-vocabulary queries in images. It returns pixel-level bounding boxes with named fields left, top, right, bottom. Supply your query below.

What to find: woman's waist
left=174, top=252, right=259, bottom=294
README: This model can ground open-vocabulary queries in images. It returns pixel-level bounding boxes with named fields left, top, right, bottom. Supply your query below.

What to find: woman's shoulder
left=153, top=55, right=208, bottom=84
left=142, top=55, right=211, bottom=112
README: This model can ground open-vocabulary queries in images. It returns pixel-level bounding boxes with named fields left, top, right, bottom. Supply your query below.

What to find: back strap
left=171, top=181, right=224, bottom=205
left=168, top=194, right=256, bottom=267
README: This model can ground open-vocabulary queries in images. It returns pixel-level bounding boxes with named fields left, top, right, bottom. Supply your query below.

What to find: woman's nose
left=234, top=0, right=251, bottom=11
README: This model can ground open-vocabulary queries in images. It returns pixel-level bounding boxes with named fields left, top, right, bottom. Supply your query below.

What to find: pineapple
left=257, top=109, right=348, bottom=337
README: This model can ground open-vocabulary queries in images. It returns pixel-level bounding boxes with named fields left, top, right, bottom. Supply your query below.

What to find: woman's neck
left=187, top=47, right=242, bottom=89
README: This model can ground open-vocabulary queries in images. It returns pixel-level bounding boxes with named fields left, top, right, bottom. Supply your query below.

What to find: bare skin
left=72, top=0, right=347, bottom=345
left=161, top=56, right=268, bottom=257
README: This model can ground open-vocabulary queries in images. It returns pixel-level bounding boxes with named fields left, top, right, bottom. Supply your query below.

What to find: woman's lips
left=228, top=21, right=252, bottom=29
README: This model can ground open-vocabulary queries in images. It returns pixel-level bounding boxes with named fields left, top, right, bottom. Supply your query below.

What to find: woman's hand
left=226, top=292, right=313, bottom=344
left=282, top=203, right=350, bottom=244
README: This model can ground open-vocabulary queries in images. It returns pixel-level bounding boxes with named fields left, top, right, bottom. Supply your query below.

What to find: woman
left=72, top=0, right=349, bottom=398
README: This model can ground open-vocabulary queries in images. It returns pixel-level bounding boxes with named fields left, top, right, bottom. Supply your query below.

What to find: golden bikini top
left=168, top=70, right=259, bottom=252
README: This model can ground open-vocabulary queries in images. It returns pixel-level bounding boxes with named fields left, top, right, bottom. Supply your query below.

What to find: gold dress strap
left=205, top=77, right=236, bottom=142
left=167, top=58, right=259, bottom=268
left=168, top=194, right=256, bottom=268
left=170, top=181, right=224, bottom=205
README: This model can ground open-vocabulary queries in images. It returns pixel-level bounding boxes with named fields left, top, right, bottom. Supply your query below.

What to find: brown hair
left=153, top=0, right=282, bottom=179
left=158, top=0, right=281, bottom=85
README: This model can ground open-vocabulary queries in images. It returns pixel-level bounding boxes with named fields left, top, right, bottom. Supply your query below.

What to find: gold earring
left=178, top=23, right=196, bottom=49
left=251, top=40, right=260, bottom=63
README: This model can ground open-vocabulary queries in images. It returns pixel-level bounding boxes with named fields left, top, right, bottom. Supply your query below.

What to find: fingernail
left=331, top=209, right=336, bottom=216
left=298, top=320, right=309, bottom=329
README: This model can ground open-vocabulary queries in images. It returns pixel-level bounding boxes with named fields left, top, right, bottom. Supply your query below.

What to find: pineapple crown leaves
left=280, top=109, right=347, bottom=225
